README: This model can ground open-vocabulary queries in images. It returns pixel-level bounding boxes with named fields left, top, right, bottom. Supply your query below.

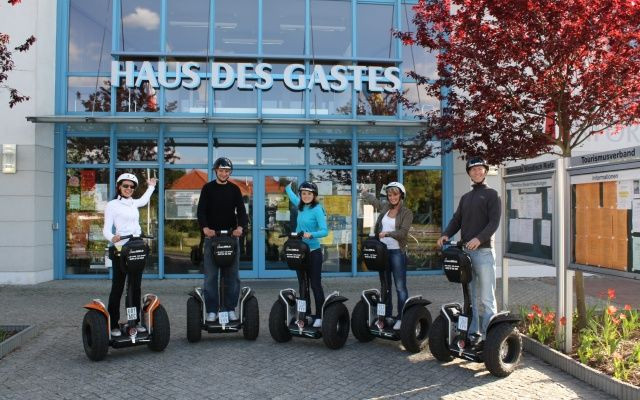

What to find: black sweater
left=197, top=180, right=248, bottom=232
left=443, top=183, right=501, bottom=248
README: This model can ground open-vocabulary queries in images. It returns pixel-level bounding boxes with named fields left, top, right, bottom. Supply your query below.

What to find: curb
left=0, top=325, right=40, bottom=359
left=522, top=335, right=639, bottom=400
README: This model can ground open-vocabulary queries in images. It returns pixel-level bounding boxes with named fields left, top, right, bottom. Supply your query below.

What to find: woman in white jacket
left=102, top=172, right=156, bottom=337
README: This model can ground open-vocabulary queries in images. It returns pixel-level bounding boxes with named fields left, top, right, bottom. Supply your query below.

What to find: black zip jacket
left=197, top=180, right=248, bottom=232
left=443, top=183, right=501, bottom=248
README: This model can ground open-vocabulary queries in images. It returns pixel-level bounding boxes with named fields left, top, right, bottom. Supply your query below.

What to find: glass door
left=258, top=170, right=305, bottom=278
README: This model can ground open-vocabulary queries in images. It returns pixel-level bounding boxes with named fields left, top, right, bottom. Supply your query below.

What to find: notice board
left=570, top=168, right=640, bottom=276
left=504, top=176, right=554, bottom=264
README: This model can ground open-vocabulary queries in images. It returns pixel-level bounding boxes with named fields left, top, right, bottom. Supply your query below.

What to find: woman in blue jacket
left=285, top=181, right=329, bottom=328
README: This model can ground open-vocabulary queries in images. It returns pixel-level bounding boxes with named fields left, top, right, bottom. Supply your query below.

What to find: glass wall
left=64, top=1, right=439, bottom=120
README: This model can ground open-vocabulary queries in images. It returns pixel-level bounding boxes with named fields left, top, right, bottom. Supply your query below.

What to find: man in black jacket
left=197, top=157, right=248, bottom=322
left=437, top=157, right=501, bottom=341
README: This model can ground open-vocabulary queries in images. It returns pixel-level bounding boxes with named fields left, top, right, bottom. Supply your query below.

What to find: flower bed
left=520, top=289, right=640, bottom=386
left=0, top=325, right=39, bottom=359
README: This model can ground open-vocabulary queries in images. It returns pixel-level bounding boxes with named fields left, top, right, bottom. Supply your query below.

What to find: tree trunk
left=575, top=271, right=587, bottom=330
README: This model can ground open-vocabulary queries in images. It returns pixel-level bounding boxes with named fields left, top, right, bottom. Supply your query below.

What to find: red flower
left=619, top=313, right=627, bottom=320
left=560, top=316, right=567, bottom=326
left=608, top=288, right=616, bottom=300
left=611, top=316, right=620, bottom=325
left=527, top=313, right=534, bottom=321
left=624, top=304, right=632, bottom=311
left=607, top=305, right=618, bottom=315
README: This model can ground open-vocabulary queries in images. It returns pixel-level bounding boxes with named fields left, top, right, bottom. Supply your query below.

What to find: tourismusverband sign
left=111, top=61, right=402, bottom=93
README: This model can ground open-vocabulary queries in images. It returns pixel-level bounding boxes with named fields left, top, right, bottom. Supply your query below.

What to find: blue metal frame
left=55, top=0, right=450, bottom=279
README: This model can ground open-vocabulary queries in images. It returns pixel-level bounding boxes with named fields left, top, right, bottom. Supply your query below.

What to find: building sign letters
left=111, top=61, right=402, bottom=93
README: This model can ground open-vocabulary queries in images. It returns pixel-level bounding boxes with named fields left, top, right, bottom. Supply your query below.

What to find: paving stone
left=0, top=276, right=616, bottom=399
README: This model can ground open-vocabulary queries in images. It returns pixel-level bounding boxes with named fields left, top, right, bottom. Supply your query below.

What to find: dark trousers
left=296, top=248, right=325, bottom=317
left=107, top=257, right=143, bottom=329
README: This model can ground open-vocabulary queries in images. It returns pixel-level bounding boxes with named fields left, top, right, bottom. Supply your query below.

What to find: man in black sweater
left=197, top=157, right=248, bottom=322
left=437, top=157, right=501, bottom=342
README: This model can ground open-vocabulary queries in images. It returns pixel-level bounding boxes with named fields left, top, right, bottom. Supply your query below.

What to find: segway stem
left=462, top=282, right=472, bottom=317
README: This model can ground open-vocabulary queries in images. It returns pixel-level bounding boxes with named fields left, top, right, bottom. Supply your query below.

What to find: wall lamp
left=2, top=144, right=17, bottom=173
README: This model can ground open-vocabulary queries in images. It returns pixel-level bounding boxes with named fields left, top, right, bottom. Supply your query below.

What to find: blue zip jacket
left=285, top=184, right=328, bottom=251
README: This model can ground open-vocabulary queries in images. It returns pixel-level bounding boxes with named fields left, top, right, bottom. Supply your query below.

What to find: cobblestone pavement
left=0, top=276, right=618, bottom=399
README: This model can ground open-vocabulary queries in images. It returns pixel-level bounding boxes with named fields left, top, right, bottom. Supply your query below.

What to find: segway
left=268, top=232, right=350, bottom=349
left=186, top=230, right=259, bottom=342
left=428, top=241, right=522, bottom=377
left=350, top=234, right=432, bottom=353
left=82, top=234, right=170, bottom=361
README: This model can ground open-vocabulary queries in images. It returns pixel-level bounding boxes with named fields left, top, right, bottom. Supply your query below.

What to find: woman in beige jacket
left=362, top=182, right=413, bottom=330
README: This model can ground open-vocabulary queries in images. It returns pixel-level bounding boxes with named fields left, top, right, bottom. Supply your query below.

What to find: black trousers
left=296, top=248, right=325, bottom=317
left=107, top=256, right=143, bottom=329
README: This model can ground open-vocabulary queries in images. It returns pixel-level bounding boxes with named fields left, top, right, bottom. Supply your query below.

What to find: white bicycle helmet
left=385, top=181, right=406, bottom=198
left=116, top=173, right=139, bottom=187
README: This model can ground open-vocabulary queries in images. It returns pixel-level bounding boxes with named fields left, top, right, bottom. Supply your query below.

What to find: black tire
left=428, top=314, right=453, bottom=362
left=322, top=302, right=350, bottom=350
left=242, top=296, right=260, bottom=341
left=82, top=310, right=109, bottom=361
left=350, top=300, right=374, bottom=343
left=148, top=304, right=171, bottom=352
left=484, top=323, right=522, bottom=377
left=186, top=296, right=202, bottom=343
left=400, top=306, right=432, bottom=353
left=268, top=299, right=292, bottom=343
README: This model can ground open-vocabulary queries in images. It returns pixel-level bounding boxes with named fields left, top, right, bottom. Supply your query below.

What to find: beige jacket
left=363, top=192, right=414, bottom=250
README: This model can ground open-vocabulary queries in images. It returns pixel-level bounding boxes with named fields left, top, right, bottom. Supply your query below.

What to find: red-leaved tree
left=0, top=0, right=36, bottom=108
left=397, top=0, right=640, bottom=330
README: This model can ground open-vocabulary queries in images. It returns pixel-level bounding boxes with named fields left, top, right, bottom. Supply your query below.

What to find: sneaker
left=393, top=320, right=402, bottom=330
left=313, top=318, right=322, bottom=328
left=136, top=325, right=147, bottom=333
left=229, top=311, right=238, bottom=321
left=469, top=333, right=483, bottom=346
left=111, top=328, right=122, bottom=337
left=206, top=312, right=217, bottom=322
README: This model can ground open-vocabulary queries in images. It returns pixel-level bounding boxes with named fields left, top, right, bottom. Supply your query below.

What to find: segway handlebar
left=442, top=240, right=465, bottom=249
left=118, top=233, right=155, bottom=240
left=279, top=231, right=305, bottom=239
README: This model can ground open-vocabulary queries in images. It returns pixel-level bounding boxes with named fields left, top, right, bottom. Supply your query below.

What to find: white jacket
left=103, top=185, right=155, bottom=246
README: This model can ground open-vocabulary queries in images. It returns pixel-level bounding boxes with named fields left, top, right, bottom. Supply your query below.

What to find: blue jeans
left=467, top=248, right=497, bottom=336
left=203, top=237, right=240, bottom=313
left=381, top=249, right=408, bottom=317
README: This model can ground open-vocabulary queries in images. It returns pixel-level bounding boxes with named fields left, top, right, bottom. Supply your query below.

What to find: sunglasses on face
left=120, top=184, right=135, bottom=189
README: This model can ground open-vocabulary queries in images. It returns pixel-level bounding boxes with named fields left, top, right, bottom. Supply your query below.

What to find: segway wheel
left=322, top=302, right=350, bottom=350
left=351, top=300, right=374, bottom=343
left=186, top=296, right=202, bottom=343
left=148, top=304, right=171, bottom=352
left=428, top=315, right=453, bottom=362
left=268, top=300, right=292, bottom=343
left=400, top=306, right=432, bottom=353
left=82, top=310, right=109, bottom=361
left=242, top=296, right=260, bottom=341
left=484, top=323, right=522, bottom=377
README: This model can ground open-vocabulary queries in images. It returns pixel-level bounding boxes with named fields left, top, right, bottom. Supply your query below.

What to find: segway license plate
left=219, top=312, right=229, bottom=325
left=126, top=307, right=137, bottom=321
left=377, top=303, right=386, bottom=317
left=297, top=299, right=307, bottom=313
left=457, top=315, right=468, bottom=331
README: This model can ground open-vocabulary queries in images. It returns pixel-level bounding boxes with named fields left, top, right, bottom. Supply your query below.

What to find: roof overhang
left=25, top=115, right=429, bottom=128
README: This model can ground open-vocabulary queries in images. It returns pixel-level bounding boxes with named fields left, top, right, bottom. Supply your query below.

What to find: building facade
left=1, top=0, right=458, bottom=282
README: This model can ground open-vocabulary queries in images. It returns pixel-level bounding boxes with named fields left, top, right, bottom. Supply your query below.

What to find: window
left=310, top=0, right=352, bottom=57
left=166, top=0, right=210, bottom=53
left=68, top=0, right=112, bottom=72
left=215, top=0, right=259, bottom=54
left=357, top=3, right=396, bottom=59
left=262, top=0, right=305, bottom=55
left=120, top=0, right=161, bottom=52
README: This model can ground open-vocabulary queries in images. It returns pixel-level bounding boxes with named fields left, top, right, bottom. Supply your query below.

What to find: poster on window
left=165, top=190, right=200, bottom=219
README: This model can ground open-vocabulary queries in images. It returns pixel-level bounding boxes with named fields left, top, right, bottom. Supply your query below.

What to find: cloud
left=122, top=7, right=159, bottom=31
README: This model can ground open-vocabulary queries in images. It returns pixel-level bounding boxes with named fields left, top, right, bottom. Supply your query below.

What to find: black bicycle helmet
left=213, top=157, right=233, bottom=171
left=298, top=181, right=318, bottom=195
left=465, top=157, right=489, bottom=173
